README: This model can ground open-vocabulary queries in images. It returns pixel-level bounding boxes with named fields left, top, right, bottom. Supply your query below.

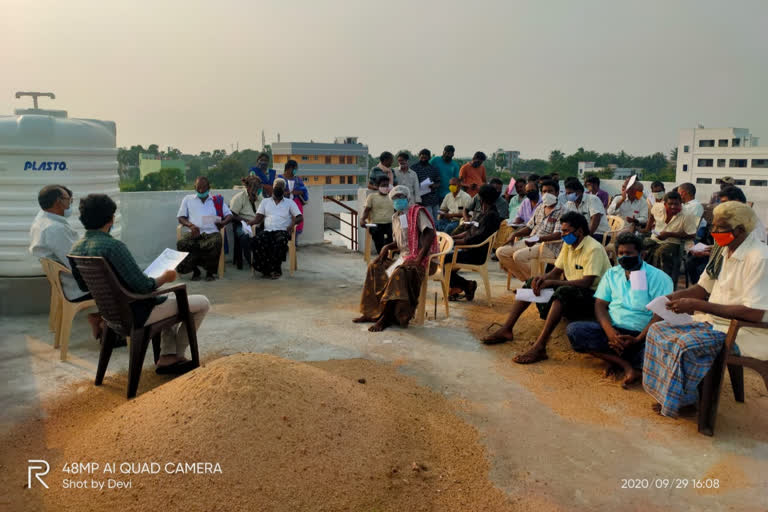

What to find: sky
left=3, top=0, right=767, bottom=159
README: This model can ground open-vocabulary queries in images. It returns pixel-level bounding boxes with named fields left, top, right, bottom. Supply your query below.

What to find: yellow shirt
left=554, top=234, right=611, bottom=290
left=650, top=202, right=698, bottom=244
left=229, top=190, right=262, bottom=222
left=365, top=192, right=394, bottom=224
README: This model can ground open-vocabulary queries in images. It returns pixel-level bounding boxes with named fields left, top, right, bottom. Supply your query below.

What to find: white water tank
left=0, top=92, right=121, bottom=276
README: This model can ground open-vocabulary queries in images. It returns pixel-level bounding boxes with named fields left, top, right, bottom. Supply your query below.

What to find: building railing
left=323, top=196, right=358, bottom=251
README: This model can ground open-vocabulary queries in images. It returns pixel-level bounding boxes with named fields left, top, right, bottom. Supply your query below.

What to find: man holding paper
left=437, top=177, right=472, bottom=233
left=177, top=176, right=233, bottom=281
left=70, top=194, right=210, bottom=375
left=566, top=233, right=673, bottom=388
left=643, top=201, right=768, bottom=418
left=229, top=176, right=263, bottom=269
left=412, top=148, right=441, bottom=221
left=483, top=212, right=611, bottom=366
left=354, top=185, right=437, bottom=332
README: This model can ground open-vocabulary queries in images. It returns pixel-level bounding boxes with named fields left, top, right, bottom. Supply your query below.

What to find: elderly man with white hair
left=249, top=178, right=303, bottom=279
left=353, top=185, right=437, bottom=332
left=643, top=201, right=768, bottom=418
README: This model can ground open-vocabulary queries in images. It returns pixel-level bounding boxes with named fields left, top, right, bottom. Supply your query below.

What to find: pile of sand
left=2, top=354, right=515, bottom=511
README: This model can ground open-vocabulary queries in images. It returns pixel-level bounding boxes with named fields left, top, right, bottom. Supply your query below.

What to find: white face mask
left=542, top=192, right=557, bottom=206
left=378, top=185, right=391, bottom=194
left=63, top=206, right=73, bottom=217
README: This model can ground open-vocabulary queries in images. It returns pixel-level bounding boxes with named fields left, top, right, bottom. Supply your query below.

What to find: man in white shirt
left=607, top=180, right=648, bottom=232
left=394, top=152, right=421, bottom=206
left=563, top=178, right=610, bottom=242
left=678, top=182, right=704, bottom=220
left=437, top=177, right=472, bottom=232
left=249, top=178, right=303, bottom=279
left=29, top=185, right=102, bottom=339
left=177, top=176, right=233, bottom=281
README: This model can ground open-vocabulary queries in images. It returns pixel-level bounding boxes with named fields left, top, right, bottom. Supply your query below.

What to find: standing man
left=177, top=176, right=233, bottom=281
left=394, top=151, right=421, bottom=205
left=412, top=148, right=442, bottom=221
left=677, top=182, right=704, bottom=219
left=459, top=151, right=488, bottom=197
left=584, top=176, right=611, bottom=208
left=430, top=145, right=460, bottom=202
left=249, top=152, right=276, bottom=197
left=360, top=175, right=394, bottom=254
left=607, top=179, right=648, bottom=231
left=229, top=176, right=263, bottom=269
left=564, top=178, right=610, bottom=242
left=437, top=177, right=472, bottom=233
left=368, top=151, right=395, bottom=191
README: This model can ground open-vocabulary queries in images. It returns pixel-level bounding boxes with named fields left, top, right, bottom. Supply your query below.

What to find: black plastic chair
left=69, top=256, right=200, bottom=399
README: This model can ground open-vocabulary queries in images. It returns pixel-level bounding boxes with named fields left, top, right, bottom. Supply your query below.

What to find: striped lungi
left=642, top=321, right=738, bottom=417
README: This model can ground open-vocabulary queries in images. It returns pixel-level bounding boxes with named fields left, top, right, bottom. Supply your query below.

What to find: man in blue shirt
left=566, top=232, right=673, bottom=388
left=411, top=148, right=442, bottom=221
left=430, top=145, right=460, bottom=201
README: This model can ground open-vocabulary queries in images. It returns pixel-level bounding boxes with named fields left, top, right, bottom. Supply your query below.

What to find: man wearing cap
left=709, top=177, right=735, bottom=205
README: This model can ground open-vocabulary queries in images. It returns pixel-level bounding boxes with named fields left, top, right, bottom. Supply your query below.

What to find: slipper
left=155, top=360, right=196, bottom=375
left=448, top=294, right=463, bottom=302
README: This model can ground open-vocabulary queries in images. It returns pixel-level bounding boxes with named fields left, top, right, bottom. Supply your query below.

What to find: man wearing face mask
left=511, top=182, right=541, bottom=225
left=437, top=177, right=472, bottom=233
left=360, top=175, right=395, bottom=254
left=483, top=212, right=611, bottom=365
left=566, top=233, right=672, bottom=388
left=564, top=178, right=610, bottom=242
left=641, top=190, right=697, bottom=283
left=459, top=151, right=488, bottom=197
left=643, top=201, right=768, bottom=419
left=646, top=181, right=665, bottom=212
left=496, top=179, right=564, bottom=283
left=394, top=152, right=421, bottom=206
left=607, top=178, right=648, bottom=231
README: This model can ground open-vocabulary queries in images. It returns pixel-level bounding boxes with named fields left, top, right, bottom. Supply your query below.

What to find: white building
left=676, top=127, right=768, bottom=187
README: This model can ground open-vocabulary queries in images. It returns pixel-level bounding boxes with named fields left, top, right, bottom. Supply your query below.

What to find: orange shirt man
left=459, top=151, right=488, bottom=197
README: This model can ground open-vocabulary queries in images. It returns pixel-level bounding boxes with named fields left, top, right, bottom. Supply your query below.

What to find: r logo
left=27, top=460, right=50, bottom=489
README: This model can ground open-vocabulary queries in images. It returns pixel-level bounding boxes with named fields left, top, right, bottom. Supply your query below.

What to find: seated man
left=585, top=175, right=610, bottom=209
left=229, top=176, right=263, bottom=269
left=566, top=233, right=673, bottom=388
left=29, top=185, right=102, bottom=339
left=353, top=185, right=437, bottom=332
left=506, top=178, right=527, bottom=220
left=646, top=180, right=665, bottom=212
left=70, top=194, right=210, bottom=374
left=360, top=175, right=395, bottom=254
left=643, top=201, right=768, bottom=417
left=448, top=185, right=503, bottom=301
left=496, top=179, right=564, bottom=283
left=607, top=179, right=648, bottom=231
left=437, top=177, right=472, bottom=233
left=564, top=178, right=610, bottom=243
left=176, top=176, right=233, bottom=281
left=249, top=178, right=303, bottom=279
left=642, top=190, right=697, bottom=282
left=483, top=212, right=612, bottom=366
left=510, top=181, right=541, bottom=225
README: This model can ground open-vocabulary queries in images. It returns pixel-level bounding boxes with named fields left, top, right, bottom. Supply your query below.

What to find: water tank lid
left=14, top=108, right=68, bottom=118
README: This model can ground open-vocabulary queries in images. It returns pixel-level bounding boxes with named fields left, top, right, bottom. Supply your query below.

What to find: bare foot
left=621, top=368, right=642, bottom=389
left=369, top=317, right=391, bottom=332
left=352, top=316, right=376, bottom=323
left=481, top=329, right=514, bottom=345
left=513, top=345, right=548, bottom=364
left=604, top=364, right=621, bottom=378
left=651, top=403, right=663, bottom=415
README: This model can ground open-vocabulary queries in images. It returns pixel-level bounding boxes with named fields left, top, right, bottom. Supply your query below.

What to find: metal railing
left=323, top=196, right=358, bottom=251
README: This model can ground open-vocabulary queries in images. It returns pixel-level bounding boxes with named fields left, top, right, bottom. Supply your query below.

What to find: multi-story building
left=271, top=137, right=368, bottom=198
left=676, top=127, right=768, bottom=187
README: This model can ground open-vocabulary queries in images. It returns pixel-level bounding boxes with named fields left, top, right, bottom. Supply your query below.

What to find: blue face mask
left=196, top=191, right=209, bottom=200
left=63, top=206, right=73, bottom=218
left=562, top=232, right=579, bottom=245
left=393, top=198, right=409, bottom=211
left=566, top=192, right=579, bottom=202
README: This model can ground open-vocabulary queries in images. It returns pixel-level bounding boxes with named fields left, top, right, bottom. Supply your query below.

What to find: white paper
left=201, top=215, right=221, bottom=229
left=629, top=270, right=647, bottom=291
left=144, top=248, right=189, bottom=278
left=419, top=177, right=433, bottom=195
left=688, top=242, right=711, bottom=254
left=399, top=214, right=408, bottom=229
left=626, top=175, right=637, bottom=189
left=241, top=220, right=254, bottom=238
left=645, top=296, right=695, bottom=326
left=516, top=288, right=555, bottom=303
left=525, top=235, right=540, bottom=244
left=365, top=223, right=377, bottom=228
left=385, top=255, right=404, bottom=278
left=470, top=221, right=479, bottom=227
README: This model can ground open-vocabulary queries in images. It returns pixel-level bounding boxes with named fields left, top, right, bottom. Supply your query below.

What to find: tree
left=208, top=158, right=246, bottom=188
left=669, top=147, right=678, bottom=162
left=142, top=167, right=185, bottom=191
left=163, top=147, right=182, bottom=159
left=147, top=144, right=160, bottom=155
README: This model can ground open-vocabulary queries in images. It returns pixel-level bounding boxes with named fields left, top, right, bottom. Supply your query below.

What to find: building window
left=682, top=164, right=688, bottom=172
left=698, top=139, right=715, bottom=147
left=717, top=159, right=726, bottom=167
left=729, top=159, right=748, bottom=168
left=696, top=178, right=713, bottom=184
left=313, top=176, right=319, bottom=182
left=301, top=156, right=309, bottom=161
left=348, top=156, right=356, bottom=164
left=718, top=139, right=728, bottom=147
left=751, top=159, right=768, bottom=168
left=325, top=156, right=331, bottom=164
left=749, top=180, right=768, bottom=187
left=734, top=179, right=746, bottom=186
left=697, top=159, right=713, bottom=167
left=732, top=138, right=741, bottom=147
left=325, top=176, right=331, bottom=184
left=683, top=145, right=689, bottom=153
left=349, top=176, right=356, bottom=184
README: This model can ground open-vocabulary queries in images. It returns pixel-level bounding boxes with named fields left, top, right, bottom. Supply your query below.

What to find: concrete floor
left=1, top=244, right=767, bottom=511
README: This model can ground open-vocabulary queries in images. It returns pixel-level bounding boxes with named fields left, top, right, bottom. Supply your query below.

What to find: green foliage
left=208, top=158, right=247, bottom=188
left=119, top=167, right=185, bottom=192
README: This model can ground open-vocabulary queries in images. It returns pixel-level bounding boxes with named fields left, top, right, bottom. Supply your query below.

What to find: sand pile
left=2, top=354, right=515, bottom=511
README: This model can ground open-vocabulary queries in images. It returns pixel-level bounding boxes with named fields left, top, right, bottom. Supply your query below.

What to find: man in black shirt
left=411, top=148, right=442, bottom=222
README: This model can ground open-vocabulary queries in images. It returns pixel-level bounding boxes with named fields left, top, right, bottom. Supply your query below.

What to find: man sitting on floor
left=566, top=232, right=673, bottom=388
left=437, top=177, right=471, bottom=233
left=353, top=185, right=437, bottom=332
left=483, top=212, right=612, bottom=365
left=176, top=176, right=233, bottom=281
left=642, top=190, right=697, bottom=282
left=70, top=194, right=210, bottom=375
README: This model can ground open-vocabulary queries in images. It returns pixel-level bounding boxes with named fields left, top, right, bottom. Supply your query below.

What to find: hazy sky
left=3, top=0, right=767, bottom=159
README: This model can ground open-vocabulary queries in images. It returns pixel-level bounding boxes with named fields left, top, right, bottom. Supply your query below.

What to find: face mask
left=378, top=186, right=391, bottom=194
left=542, top=193, right=557, bottom=206
left=196, top=191, right=209, bottom=200
left=712, top=231, right=735, bottom=246
left=63, top=206, right=73, bottom=217
left=634, top=191, right=643, bottom=200
left=526, top=190, right=539, bottom=202
left=562, top=232, right=579, bottom=245
left=449, top=185, right=458, bottom=194
left=393, top=198, right=409, bottom=211
left=618, top=255, right=641, bottom=271
left=654, top=191, right=664, bottom=200
left=273, top=188, right=284, bottom=199
left=566, top=192, right=579, bottom=202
